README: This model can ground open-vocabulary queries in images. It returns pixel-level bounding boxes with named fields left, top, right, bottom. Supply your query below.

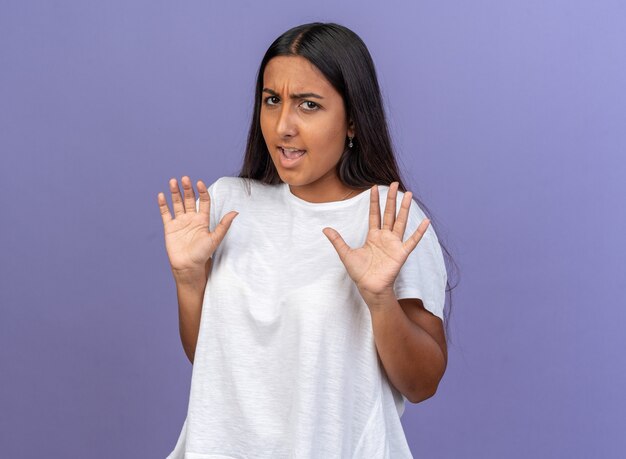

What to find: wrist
left=359, top=286, right=397, bottom=311
left=172, top=267, right=206, bottom=286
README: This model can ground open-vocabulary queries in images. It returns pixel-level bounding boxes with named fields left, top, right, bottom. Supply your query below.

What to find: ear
left=347, top=119, right=355, bottom=138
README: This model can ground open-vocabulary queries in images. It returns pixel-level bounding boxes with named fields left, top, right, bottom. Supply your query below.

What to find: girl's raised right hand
left=157, top=176, right=238, bottom=276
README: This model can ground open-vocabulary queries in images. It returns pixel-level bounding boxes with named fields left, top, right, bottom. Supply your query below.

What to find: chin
left=277, top=174, right=306, bottom=187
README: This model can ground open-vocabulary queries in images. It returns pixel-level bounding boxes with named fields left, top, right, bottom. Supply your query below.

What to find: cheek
left=259, top=112, right=273, bottom=143
left=314, top=118, right=347, bottom=152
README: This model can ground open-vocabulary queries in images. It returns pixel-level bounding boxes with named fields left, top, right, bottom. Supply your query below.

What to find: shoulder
left=212, top=176, right=272, bottom=189
left=209, top=176, right=242, bottom=189
left=208, top=176, right=282, bottom=203
left=207, top=176, right=248, bottom=196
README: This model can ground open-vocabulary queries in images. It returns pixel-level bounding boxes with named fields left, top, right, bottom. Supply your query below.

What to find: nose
left=276, top=103, right=297, bottom=139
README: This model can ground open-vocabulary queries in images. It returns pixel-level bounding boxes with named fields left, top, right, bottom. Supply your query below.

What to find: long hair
left=237, top=22, right=459, bottom=340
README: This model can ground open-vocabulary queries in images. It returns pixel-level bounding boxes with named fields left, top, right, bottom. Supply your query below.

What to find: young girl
left=159, top=22, right=449, bottom=459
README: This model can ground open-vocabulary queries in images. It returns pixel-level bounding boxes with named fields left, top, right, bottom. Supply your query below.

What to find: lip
left=278, top=147, right=307, bottom=169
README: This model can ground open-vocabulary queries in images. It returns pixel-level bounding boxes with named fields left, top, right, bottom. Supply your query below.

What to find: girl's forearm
left=363, top=289, right=446, bottom=403
left=173, top=270, right=207, bottom=364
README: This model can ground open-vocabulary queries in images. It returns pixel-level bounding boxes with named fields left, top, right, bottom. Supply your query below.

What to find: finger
left=403, top=218, right=431, bottom=253
left=181, top=176, right=197, bottom=214
left=211, top=211, right=239, bottom=243
left=322, top=227, right=351, bottom=263
left=382, top=182, right=399, bottom=230
left=196, top=180, right=211, bottom=218
left=368, top=185, right=381, bottom=230
left=392, top=191, right=413, bottom=239
left=157, top=192, right=172, bottom=224
left=169, top=178, right=185, bottom=217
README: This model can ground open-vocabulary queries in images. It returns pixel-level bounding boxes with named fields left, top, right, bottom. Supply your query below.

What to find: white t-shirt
left=167, top=176, right=447, bottom=459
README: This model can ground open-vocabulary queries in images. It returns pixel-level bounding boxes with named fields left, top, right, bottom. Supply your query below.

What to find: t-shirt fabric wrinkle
left=166, top=176, right=447, bottom=459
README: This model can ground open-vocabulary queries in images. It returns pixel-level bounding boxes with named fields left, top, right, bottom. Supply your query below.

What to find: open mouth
left=279, top=147, right=307, bottom=159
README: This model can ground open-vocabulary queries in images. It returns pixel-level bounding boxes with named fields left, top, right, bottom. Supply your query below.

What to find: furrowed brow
left=263, top=88, right=324, bottom=99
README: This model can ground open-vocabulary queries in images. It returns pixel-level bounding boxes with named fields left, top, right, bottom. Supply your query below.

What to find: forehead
left=263, top=55, right=335, bottom=93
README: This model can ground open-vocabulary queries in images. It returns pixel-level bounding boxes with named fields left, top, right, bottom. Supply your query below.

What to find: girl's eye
left=300, top=101, right=319, bottom=111
left=263, top=96, right=319, bottom=111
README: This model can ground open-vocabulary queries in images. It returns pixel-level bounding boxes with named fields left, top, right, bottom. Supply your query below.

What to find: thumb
left=211, top=211, right=239, bottom=243
left=322, top=227, right=351, bottom=262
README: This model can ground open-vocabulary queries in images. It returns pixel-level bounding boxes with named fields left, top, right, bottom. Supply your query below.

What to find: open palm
left=322, top=182, right=430, bottom=296
left=157, top=176, right=238, bottom=274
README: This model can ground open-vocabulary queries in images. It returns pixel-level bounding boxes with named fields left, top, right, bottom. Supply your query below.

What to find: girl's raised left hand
left=322, top=182, right=430, bottom=299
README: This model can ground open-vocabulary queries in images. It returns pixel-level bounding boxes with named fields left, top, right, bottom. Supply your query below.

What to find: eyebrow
left=262, top=88, right=324, bottom=100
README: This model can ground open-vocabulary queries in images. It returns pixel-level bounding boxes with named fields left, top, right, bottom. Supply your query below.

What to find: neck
left=287, top=182, right=362, bottom=204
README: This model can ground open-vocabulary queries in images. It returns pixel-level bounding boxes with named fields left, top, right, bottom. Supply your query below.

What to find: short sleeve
left=393, top=197, right=447, bottom=321
left=195, top=178, right=220, bottom=234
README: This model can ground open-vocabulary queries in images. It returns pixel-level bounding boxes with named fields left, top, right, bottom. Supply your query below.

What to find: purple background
left=1, top=1, right=624, bottom=458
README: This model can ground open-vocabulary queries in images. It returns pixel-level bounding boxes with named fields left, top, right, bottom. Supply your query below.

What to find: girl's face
left=260, top=55, right=356, bottom=202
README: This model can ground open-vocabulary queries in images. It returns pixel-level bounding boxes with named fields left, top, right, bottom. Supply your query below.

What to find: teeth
left=281, top=147, right=306, bottom=160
